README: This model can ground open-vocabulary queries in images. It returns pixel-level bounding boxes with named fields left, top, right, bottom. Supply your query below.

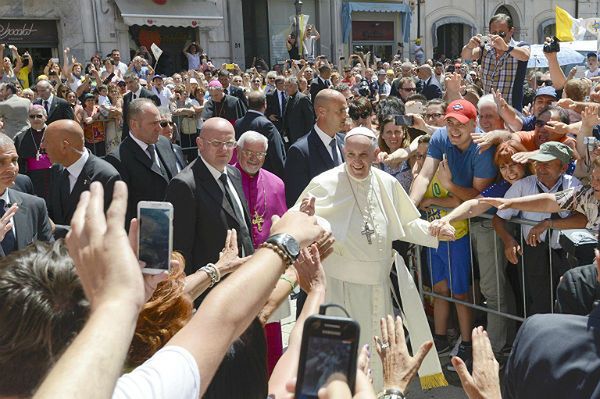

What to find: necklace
left=29, top=127, right=44, bottom=161
left=345, top=171, right=375, bottom=244
left=250, top=180, right=267, bottom=232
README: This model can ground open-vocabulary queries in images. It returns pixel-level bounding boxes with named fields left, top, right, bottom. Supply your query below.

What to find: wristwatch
left=377, top=388, right=406, bottom=399
left=263, top=234, right=300, bottom=265
left=506, top=45, right=515, bottom=54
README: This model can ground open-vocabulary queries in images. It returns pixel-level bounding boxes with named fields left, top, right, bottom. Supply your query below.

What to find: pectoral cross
left=35, top=150, right=40, bottom=161
left=252, top=211, right=264, bottom=232
left=361, top=222, right=375, bottom=245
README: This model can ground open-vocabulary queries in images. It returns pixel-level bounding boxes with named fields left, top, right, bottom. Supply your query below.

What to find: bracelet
left=279, top=275, right=296, bottom=292
left=377, top=388, right=406, bottom=399
left=200, top=263, right=220, bottom=287
left=260, top=242, right=293, bottom=266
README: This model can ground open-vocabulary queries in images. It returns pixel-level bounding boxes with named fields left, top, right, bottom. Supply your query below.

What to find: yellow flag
left=556, top=6, right=586, bottom=42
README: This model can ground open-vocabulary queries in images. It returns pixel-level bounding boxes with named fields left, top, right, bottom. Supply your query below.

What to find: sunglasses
left=29, top=114, right=44, bottom=119
left=425, top=113, right=443, bottom=119
left=160, top=121, right=174, bottom=128
left=351, top=111, right=371, bottom=120
left=490, top=31, right=507, bottom=37
left=536, top=79, right=553, bottom=86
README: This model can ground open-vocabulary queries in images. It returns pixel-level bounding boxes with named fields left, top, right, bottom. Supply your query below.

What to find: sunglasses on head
left=160, top=121, right=174, bottom=127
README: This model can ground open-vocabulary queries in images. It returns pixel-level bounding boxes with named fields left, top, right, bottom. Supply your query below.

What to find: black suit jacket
left=283, top=91, right=315, bottom=145
left=12, top=174, right=34, bottom=195
left=121, top=88, right=161, bottom=139
left=502, top=304, right=600, bottom=398
left=265, top=90, right=286, bottom=133
left=48, top=153, right=121, bottom=226
left=172, top=143, right=188, bottom=172
left=165, top=159, right=254, bottom=275
left=284, top=128, right=345, bottom=207
left=105, top=135, right=179, bottom=226
left=34, top=96, right=74, bottom=124
left=201, top=95, right=245, bottom=122
left=234, top=110, right=286, bottom=177
left=309, top=77, right=329, bottom=101
left=225, top=85, right=248, bottom=111
left=0, top=188, right=53, bottom=256
left=420, top=76, right=443, bottom=100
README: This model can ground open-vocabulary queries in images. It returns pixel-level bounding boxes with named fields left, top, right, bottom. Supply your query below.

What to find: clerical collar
left=345, top=164, right=372, bottom=182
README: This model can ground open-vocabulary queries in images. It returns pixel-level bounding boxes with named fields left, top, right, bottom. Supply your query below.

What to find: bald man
left=165, top=117, right=254, bottom=278
left=284, top=89, right=347, bottom=208
left=0, top=133, right=52, bottom=256
left=42, top=120, right=121, bottom=229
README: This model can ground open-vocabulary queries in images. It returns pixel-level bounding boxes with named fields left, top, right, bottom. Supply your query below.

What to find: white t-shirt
left=112, top=346, right=200, bottom=399
left=185, top=53, right=201, bottom=70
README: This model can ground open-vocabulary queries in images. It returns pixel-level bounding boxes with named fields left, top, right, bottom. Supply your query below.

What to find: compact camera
left=543, top=37, right=561, bottom=53
left=584, top=136, right=599, bottom=150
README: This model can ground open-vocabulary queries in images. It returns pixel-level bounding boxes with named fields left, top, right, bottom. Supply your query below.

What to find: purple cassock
left=235, top=163, right=288, bottom=248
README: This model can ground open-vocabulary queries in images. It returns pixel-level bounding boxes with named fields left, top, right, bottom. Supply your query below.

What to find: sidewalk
left=280, top=298, right=467, bottom=399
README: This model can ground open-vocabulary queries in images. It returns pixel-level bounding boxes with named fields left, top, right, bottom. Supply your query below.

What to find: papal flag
left=556, top=6, right=587, bottom=42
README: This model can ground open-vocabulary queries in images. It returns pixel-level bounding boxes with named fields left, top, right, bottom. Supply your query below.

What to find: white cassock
left=293, top=164, right=447, bottom=390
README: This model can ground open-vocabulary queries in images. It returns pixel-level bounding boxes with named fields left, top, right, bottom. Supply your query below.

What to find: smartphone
left=295, top=315, right=360, bottom=398
left=50, top=57, right=59, bottom=64
left=137, top=201, right=173, bottom=274
left=395, top=115, right=414, bottom=126
left=574, top=65, right=586, bottom=79
left=226, top=63, right=235, bottom=71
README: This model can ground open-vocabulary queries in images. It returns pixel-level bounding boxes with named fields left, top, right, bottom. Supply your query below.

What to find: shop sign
left=352, top=21, right=394, bottom=41
left=0, top=20, right=58, bottom=44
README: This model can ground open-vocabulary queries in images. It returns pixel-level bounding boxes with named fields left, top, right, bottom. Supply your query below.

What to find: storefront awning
left=431, top=16, right=477, bottom=48
left=342, top=2, right=412, bottom=44
left=114, top=0, right=223, bottom=28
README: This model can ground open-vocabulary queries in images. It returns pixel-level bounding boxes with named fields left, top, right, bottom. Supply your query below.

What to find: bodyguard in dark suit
left=503, top=301, right=600, bottom=398
left=121, top=72, right=161, bottom=140
left=33, top=80, right=74, bottom=124
left=218, top=69, right=248, bottom=111
left=235, top=91, right=285, bottom=177
left=105, top=99, right=179, bottom=227
left=165, top=117, right=254, bottom=276
left=284, top=89, right=347, bottom=208
left=12, top=174, right=34, bottom=195
left=265, top=75, right=287, bottom=133
left=283, top=76, right=315, bottom=146
left=416, top=65, right=443, bottom=100
left=309, top=64, right=332, bottom=101
left=0, top=133, right=52, bottom=257
left=41, top=120, right=121, bottom=228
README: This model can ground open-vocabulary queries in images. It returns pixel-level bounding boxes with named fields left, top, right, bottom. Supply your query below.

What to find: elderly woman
left=76, top=92, right=106, bottom=156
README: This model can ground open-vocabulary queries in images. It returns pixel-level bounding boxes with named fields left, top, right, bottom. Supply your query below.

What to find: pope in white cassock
left=293, top=127, right=452, bottom=390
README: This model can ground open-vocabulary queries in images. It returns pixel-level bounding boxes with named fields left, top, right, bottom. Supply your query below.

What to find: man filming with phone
left=461, top=13, right=530, bottom=111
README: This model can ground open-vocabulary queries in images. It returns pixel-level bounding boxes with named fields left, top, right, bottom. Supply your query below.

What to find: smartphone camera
left=138, top=201, right=173, bottom=274
left=543, top=36, right=561, bottom=53
left=295, top=315, right=360, bottom=399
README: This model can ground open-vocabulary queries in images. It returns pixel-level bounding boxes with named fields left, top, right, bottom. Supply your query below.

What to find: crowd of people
left=0, top=9, right=599, bottom=399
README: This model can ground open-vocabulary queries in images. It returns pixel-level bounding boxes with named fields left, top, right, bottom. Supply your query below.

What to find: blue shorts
left=427, top=235, right=472, bottom=295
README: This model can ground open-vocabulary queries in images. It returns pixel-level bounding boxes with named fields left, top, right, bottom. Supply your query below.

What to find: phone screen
left=297, top=336, right=354, bottom=398
left=138, top=204, right=172, bottom=273
left=395, top=115, right=414, bottom=126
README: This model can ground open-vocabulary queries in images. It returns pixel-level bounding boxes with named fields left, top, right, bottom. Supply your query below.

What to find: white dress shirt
left=130, top=135, right=162, bottom=170
left=0, top=189, right=15, bottom=236
left=199, top=154, right=245, bottom=219
left=314, top=124, right=341, bottom=163
left=65, top=149, right=90, bottom=192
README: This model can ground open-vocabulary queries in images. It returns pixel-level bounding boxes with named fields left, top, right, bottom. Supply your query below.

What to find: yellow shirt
left=17, top=66, right=30, bottom=89
left=424, top=173, right=468, bottom=239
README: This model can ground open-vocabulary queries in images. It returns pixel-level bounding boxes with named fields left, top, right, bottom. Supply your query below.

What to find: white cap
left=189, top=77, right=199, bottom=84
left=344, top=127, right=377, bottom=142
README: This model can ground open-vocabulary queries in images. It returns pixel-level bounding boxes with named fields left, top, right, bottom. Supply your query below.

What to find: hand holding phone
left=137, top=201, right=173, bottom=274
left=295, top=314, right=360, bottom=398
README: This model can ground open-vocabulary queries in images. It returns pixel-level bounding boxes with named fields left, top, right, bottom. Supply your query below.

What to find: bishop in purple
left=235, top=131, right=287, bottom=248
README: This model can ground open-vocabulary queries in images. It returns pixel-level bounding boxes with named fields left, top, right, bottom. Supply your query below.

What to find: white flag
left=584, top=18, right=600, bottom=37
left=150, top=43, right=163, bottom=60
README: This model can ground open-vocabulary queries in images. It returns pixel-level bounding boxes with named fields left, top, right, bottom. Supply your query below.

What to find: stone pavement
left=280, top=297, right=468, bottom=399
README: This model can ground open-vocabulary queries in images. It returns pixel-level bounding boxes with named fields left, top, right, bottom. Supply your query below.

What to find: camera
left=584, top=136, right=599, bottom=149
left=543, top=36, right=561, bottom=53
left=480, top=35, right=491, bottom=46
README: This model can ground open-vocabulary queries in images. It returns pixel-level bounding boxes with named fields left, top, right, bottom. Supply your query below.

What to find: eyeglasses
left=202, top=138, right=237, bottom=148
left=401, top=87, right=416, bottom=92
left=241, top=149, right=267, bottom=159
left=29, top=114, right=44, bottom=119
left=159, top=121, right=174, bottom=128
left=425, top=113, right=443, bottom=119
left=490, top=31, right=507, bottom=37
left=536, top=79, right=553, bottom=86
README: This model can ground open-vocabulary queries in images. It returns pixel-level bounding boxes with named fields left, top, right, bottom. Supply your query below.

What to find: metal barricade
left=411, top=211, right=596, bottom=324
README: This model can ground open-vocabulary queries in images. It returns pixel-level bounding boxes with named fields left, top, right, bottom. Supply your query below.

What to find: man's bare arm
left=409, top=156, right=440, bottom=206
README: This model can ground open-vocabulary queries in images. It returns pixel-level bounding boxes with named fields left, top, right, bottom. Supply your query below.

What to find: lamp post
left=294, top=0, right=303, bottom=43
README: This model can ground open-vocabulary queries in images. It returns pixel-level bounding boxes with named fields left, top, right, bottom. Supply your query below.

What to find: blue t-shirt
left=427, top=127, right=498, bottom=188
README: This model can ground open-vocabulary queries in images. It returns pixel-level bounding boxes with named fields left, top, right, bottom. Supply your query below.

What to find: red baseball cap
left=445, top=99, right=477, bottom=124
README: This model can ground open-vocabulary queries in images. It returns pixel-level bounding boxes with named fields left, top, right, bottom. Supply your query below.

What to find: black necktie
left=219, top=173, right=243, bottom=220
left=147, top=144, right=167, bottom=178
left=0, top=199, right=16, bottom=256
left=329, top=138, right=340, bottom=166
left=280, top=91, right=286, bottom=116
left=60, top=168, right=71, bottom=212
left=43, top=100, right=49, bottom=114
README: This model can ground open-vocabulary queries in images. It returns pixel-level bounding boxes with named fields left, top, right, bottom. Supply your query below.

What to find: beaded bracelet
left=279, top=275, right=296, bottom=293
